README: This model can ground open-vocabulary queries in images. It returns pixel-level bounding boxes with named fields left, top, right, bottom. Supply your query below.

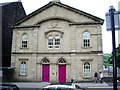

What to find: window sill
left=19, top=74, right=27, bottom=76
left=81, top=46, right=92, bottom=49
left=82, top=77, right=92, bottom=79
left=48, top=48, right=60, bottom=49
left=54, top=48, right=60, bottom=49
left=20, top=48, right=29, bottom=49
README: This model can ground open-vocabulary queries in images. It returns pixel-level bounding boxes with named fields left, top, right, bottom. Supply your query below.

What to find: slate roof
left=14, top=1, right=104, bottom=26
left=0, top=2, right=12, bottom=6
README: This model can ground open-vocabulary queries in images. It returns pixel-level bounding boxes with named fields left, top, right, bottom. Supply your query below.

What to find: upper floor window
left=83, top=62, right=91, bottom=77
left=55, top=36, right=60, bottom=48
left=22, top=34, right=28, bottom=48
left=20, top=62, right=27, bottom=75
left=48, top=36, right=60, bottom=49
left=45, top=30, right=63, bottom=49
left=83, top=32, right=90, bottom=47
left=48, top=36, right=53, bottom=49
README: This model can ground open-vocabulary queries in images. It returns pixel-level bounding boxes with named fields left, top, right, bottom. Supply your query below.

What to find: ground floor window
left=83, top=62, right=91, bottom=77
left=20, top=62, right=27, bottom=75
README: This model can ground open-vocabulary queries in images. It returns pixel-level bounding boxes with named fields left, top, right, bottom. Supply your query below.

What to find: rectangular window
left=48, top=36, right=53, bottom=49
left=48, top=36, right=61, bottom=49
left=84, top=69, right=90, bottom=77
left=55, top=36, right=60, bottom=49
left=84, top=39, right=90, bottom=47
left=22, top=41, right=27, bottom=48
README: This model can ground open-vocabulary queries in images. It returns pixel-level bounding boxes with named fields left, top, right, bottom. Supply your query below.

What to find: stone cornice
left=11, top=51, right=103, bottom=54
left=12, top=25, right=40, bottom=29
left=69, top=22, right=103, bottom=25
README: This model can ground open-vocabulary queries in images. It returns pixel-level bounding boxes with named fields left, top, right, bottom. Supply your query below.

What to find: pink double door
left=42, top=64, right=50, bottom=82
left=42, top=64, right=66, bottom=82
left=58, top=65, right=66, bottom=82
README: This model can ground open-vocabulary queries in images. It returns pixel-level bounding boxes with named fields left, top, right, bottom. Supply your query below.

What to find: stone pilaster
left=70, top=26, right=76, bottom=52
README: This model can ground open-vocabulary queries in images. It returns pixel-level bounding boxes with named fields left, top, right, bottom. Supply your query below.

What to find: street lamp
left=106, top=6, right=120, bottom=90
left=106, top=6, right=120, bottom=31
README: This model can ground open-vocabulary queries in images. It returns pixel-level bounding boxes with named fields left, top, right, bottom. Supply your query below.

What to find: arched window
left=20, top=62, right=26, bottom=75
left=22, top=34, right=28, bottom=48
left=83, top=32, right=90, bottom=47
left=58, top=59, right=66, bottom=64
left=83, top=62, right=91, bottom=77
left=48, top=36, right=53, bottom=49
left=55, top=36, right=60, bottom=49
left=42, top=59, right=50, bottom=64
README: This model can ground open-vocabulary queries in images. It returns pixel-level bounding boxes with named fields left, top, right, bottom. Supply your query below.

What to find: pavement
left=11, top=82, right=51, bottom=88
left=73, top=82, right=110, bottom=88
left=9, top=81, right=118, bottom=89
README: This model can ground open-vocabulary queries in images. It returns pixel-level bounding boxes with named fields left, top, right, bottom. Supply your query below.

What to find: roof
left=14, top=1, right=104, bottom=26
left=0, top=2, right=12, bottom=6
left=0, top=1, right=21, bottom=7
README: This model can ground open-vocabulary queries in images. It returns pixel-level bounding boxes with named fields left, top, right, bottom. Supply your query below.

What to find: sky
left=0, top=0, right=120, bottom=53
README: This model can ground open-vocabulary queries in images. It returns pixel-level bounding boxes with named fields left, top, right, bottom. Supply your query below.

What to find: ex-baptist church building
left=11, top=0, right=104, bottom=82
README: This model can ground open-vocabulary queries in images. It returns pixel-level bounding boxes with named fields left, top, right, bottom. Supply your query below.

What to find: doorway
left=58, top=65, right=66, bottom=82
left=42, top=64, right=50, bottom=82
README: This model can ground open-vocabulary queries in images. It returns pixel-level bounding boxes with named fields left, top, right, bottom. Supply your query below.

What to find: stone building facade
left=11, top=1, right=104, bottom=82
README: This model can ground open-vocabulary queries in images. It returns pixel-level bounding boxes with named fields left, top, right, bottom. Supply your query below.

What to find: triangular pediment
left=14, top=2, right=104, bottom=27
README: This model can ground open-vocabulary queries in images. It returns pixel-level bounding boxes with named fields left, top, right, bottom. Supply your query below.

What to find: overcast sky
left=1, top=0, right=120, bottom=53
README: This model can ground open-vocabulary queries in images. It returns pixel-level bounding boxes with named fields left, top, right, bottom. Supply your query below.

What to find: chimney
left=50, top=0, right=61, bottom=3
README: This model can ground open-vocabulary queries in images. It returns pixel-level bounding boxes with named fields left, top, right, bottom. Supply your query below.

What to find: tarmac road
left=86, top=87, right=120, bottom=90
left=10, top=82, right=120, bottom=90
left=19, top=87, right=120, bottom=90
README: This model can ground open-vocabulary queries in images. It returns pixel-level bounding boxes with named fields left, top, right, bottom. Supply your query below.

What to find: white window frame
left=22, top=34, right=28, bottom=48
left=48, top=36, right=60, bottom=49
left=20, top=62, right=27, bottom=75
left=55, top=36, right=60, bottom=49
left=83, top=32, right=90, bottom=47
left=83, top=62, right=91, bottom=78
left=48, top=36, right=54, bottom=49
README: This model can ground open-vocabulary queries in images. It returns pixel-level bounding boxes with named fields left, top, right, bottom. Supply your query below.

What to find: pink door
left=58, top=65, right=66, bottom=82
left=42, top=64, right=50, bottom=82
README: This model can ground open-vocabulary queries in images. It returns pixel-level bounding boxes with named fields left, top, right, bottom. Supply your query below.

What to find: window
left=22, top=34, right=28, bottom=48
left=20, top=62, right=26, bottom=75
left=58, top=59, right=66, bottom=64
left=83, top=32, right=90, bottom=47
left=59, top=59, right=66, bottom=64
left=48, top=36, right=53, bottom=49
left=48, top=36, right=60, bottom=49
left=42, top=59, right=50, bottom=64
left=83, top=62, right=91, bottom=77
left=55, top=36, right=60, bottom=48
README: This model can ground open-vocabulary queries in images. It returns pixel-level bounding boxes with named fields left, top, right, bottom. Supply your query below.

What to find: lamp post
left=106, top=6, right=120, bottom=90
left=109, top=6, right=117, bottom=90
